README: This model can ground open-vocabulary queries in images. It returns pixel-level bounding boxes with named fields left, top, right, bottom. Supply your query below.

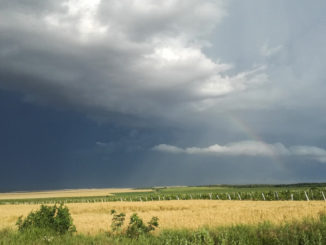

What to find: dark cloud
left=0, top=0, right=266, bottom=124
left=1, top=0, right=326, bottom=189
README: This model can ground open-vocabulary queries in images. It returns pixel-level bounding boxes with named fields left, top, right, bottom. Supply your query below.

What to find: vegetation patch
left=110, top=209, right=159, bottom=239
left=2, top=184, right=326, bottom=204
left=16, top=204, right=76, bottom=235
left=1, top=212, right=326, bottom=244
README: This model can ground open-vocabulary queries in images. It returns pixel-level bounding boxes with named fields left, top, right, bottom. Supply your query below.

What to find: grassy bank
left=1, top=212, right=326, bottom=245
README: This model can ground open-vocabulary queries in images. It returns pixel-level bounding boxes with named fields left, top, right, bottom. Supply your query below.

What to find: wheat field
left=1, top=200, right=326, bottom=234
left=0, top=188, right=151, bottom=200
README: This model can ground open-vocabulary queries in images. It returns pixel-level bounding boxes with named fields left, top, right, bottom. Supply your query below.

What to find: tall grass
left=1, top=212, right=326, bottom=244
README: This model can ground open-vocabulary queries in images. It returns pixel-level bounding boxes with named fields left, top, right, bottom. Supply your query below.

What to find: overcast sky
left=1, top=0, right=326, bottom=191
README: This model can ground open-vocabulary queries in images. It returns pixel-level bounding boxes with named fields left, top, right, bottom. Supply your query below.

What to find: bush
left=126, top=213, right=159, bottom=238
left=110, top=210, right=159, bottom=239
left=110, top=209, right=126, bottom=232
left=16, top=204, right=76, bottom=235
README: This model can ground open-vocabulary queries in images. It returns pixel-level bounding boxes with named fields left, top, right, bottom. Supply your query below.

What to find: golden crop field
left=1, top=200, right=326, bottom=234
left=0, top=188, right=151, bottom=200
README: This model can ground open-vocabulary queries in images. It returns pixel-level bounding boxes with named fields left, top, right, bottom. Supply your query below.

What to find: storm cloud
left=1, top=0, right=326, bottom=189
left=0, top=0, right=268, bottom=124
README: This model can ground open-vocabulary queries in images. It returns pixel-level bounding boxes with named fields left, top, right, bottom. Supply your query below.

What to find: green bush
left=110, top=210, right=159, bottom=239
left=110, top=209, right=126, bottom=232
left=126, top=213, right=159, bottom=238
left=16, top=204, right=76, bottom=235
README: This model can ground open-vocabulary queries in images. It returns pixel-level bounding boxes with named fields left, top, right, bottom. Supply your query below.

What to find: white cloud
left=0, top=0, right=267, bottom=122
left=44, top=0, right=107, bottom=41
left=152, top=144, right=184, bottom=154
left=153, top=140, right=326, bottom=163
left=153, top=141, right=289, bottom=156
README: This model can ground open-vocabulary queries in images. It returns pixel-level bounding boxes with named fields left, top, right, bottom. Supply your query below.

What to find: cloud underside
left=0, top=0, right=267, bottom=120
left=153, top=141, right=326, bottom=163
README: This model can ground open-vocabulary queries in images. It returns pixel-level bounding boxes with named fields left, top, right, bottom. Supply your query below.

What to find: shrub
left=110, top=209, right=126, bottom=232
left=147, top=216, right=159, bottom=232
left=110, top=210, right=159, bottom=239
left=126, top=213, right=159, bottom=238
left=16, top=204, right=76, bottom=234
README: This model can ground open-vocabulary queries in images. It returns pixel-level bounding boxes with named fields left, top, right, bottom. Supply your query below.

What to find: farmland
left=1, top=200, right=326, bottom=234
left=1, top=183, right=326, bottom=204
left=1, top=184, right=326, bottom=244
left=0, top=188, right=152, bottom=201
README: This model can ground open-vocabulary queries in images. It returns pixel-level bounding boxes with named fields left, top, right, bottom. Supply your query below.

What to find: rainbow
left=225, top=112, right=286, bottom=171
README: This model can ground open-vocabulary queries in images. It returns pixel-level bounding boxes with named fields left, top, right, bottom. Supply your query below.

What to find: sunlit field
left=0, top=188, right=152, bottom=200
left=1, top=200, right=326, bottom=234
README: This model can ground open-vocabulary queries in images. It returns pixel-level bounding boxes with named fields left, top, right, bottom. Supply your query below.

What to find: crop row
left=1, top=189, right=326, bottom=205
